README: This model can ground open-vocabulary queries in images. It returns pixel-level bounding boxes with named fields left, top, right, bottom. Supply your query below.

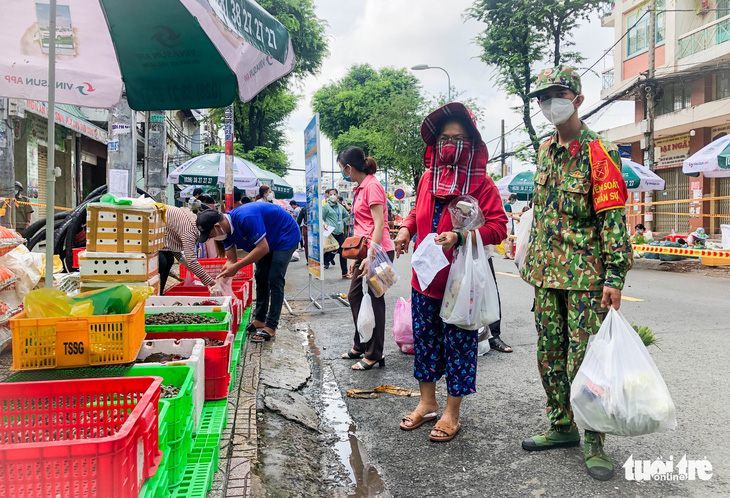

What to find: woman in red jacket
left=394, top=103, right=507, bottom=442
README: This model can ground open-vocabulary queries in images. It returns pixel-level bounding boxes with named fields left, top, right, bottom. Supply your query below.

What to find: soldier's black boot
left=522, top=424, right=580, bottom=451
left=584, top=431, right=614, bottom=481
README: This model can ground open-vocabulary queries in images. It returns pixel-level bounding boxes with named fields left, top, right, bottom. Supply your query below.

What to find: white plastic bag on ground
left=570, top=307, right=677, bottom=436
left=440, top=232, right=489, bottom=330
left=514, top=208, right=533, bottom=271
left=357, top=277, right=375, bottom=343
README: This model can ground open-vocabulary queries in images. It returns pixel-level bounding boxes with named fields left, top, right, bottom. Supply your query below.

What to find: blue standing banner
left=304, top=114, right=323, bottom=279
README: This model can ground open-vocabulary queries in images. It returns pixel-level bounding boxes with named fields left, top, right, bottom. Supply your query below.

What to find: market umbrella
left=682, top=134, right=730, bottom=178
left=621, top=159, right=665, bottom=191
left=168, top=153, right=259, bottom=194
left=243, top=161, right=294, bottom=198
left=495, top=171, right=535, bottom=200
left=0, top=0, right=296, bottom=110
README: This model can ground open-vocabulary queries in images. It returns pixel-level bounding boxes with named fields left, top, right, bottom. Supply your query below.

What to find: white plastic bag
left=440, top=232, right=489, bottom=330
left=514, top=208, right=533, bottom=271
left=210, top=277, right=236, bottom=298
left=356, top=277, right=375, bottom=343
left=570, top=308, right=677, bottom=436
left=480, top=257, right=500, bottom=325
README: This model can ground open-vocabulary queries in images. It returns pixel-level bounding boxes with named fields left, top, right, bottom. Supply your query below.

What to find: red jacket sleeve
left=475, top=178, right=508, bottom=245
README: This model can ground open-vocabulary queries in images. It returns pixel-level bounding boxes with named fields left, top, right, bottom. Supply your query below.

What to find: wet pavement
left=248, top=253, right=729, bottom=497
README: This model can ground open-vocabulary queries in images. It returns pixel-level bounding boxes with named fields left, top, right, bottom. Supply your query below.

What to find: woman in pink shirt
left=338, top=146, right=395, bottom=371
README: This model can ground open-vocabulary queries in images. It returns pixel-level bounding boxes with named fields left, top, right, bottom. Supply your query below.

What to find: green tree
left=466, top=0, right=603, bottom=158
left=210, top=0, right=328, bottom=175
left=313, top=64, right=426, bottom=188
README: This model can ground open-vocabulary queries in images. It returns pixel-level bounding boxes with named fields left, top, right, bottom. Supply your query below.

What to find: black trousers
left=324, top=232, right=348, bottom=275
left=254, top=246, right=297, bottom=330
left=159, top=251, right=175, bottom=295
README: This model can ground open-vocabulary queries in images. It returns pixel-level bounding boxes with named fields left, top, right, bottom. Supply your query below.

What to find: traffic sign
left=394, top=188, right=405, bottom=199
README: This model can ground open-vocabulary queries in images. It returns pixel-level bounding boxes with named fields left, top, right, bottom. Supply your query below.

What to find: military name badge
left=588, top=139, right=628, bottom=213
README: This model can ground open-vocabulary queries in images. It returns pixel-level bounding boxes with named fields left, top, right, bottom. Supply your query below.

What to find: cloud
left=282, top=0, right=634, bottom=188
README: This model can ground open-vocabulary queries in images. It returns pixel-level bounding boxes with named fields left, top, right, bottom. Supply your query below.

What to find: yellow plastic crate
left=9, top=302, right=146, bottom=370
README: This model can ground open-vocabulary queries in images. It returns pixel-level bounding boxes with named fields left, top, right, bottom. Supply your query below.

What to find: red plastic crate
left=72, top=247, right=85, bottom=269
left=236, top=279, right=252, bottom=309
left=179, top=258, right=253, bottom=281
left=143, top=331, right=234, bottom=401
left=0, top=376, right=163, bottom=498
left=163, top=283, right=210, bottom=297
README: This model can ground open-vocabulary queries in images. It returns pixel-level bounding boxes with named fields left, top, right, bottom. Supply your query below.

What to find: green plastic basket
left=145, top=311, right=232, bottom=333
left=167, top=414, right=194, bottom=489
left=158, top=400, right=170, bottom=453
left=125, top=364, right=194, bottom=442
left=197, top=399, right=228, bottom=436
left=241, top=306, right=251, bottom=326
left=169, top=446, right=217, bottom=498
left=139, top=449, right=170, bottom=498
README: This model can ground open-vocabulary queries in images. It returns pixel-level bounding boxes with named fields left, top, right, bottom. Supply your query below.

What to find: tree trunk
left=553, top=18, right=563, bottom=66
left=521, top=61, right=540, bottom=155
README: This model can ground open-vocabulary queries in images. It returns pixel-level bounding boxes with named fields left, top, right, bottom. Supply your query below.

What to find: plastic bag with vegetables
left=570, top=308, right=676, bottom=436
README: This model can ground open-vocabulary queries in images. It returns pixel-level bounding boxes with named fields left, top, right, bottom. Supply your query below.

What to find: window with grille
left=626, top=0, right=666, bottom=58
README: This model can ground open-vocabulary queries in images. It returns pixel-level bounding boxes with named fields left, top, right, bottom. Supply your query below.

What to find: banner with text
left=304, top=114, right=323, bottom=280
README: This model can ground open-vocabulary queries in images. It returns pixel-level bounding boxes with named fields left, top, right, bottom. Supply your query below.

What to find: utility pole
left=44, top=0, right=57, bottom=286
left=645, top=0, right=657, bottom=231
left=107, top=96, right=137, bottom=198
left=145, top=111, right=167, bottom=203
left=224, top=105, right=234, bottom=212
left=0, top=98, right=14, bottom=230
left=501, top=119, right=507, bottom=177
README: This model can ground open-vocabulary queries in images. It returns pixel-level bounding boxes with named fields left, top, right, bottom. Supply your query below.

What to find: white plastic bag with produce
left=570, top=308, right=677, bottom=436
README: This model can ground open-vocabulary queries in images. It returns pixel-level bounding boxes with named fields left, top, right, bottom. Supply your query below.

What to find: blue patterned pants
left=412, top=289, right=479, bottom=397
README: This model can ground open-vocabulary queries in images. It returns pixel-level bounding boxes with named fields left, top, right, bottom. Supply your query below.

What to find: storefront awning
left=20, top=100, right=107, bottom=144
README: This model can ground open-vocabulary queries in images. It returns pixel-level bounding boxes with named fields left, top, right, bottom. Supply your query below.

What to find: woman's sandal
left=352, top=358, right=385, bottom=370
left=400, top=411, right=437, bottom=431
left=251, top=330, right=275, bottom=343
left=429, top=420, right=461, bottom=442
left=246, top=322, right=264, bottom=334
left=341, top=349, right=363, bottom=359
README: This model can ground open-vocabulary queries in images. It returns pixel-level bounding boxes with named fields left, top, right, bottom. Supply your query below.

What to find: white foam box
left=135, top=338, right=205, bottom=434
left=79, top=251, right=159, bottom=282
left=79, top=274, right=161, bottom=295
left=86, top=203, right=165, bottom=253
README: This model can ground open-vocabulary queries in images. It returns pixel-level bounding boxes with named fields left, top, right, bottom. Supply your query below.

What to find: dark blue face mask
left=341, top=166, right=352, bottom=182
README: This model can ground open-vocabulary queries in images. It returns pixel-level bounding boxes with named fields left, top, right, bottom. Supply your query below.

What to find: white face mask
left=540, top=96, right=578, bottom=126
left=213, top=233, right=227, bottom=242
left=266, top=192, right=274, bottom=201
left=328, top=195, right=337, bottom=203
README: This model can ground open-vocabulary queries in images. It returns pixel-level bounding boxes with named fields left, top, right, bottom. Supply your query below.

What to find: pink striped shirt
left=162, top=206, right=215, bottom=286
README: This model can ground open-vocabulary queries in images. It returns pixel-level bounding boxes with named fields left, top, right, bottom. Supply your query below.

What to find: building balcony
left=601, top=1, right=615, bottom=27
left=602, top=69, right=614, bottom=90
left=678, top=14, right=730, bottom=60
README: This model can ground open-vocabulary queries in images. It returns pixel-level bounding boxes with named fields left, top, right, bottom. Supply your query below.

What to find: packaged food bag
left=366, top=242, right=399, bottom=298
left=393, top=297, right=414, bottom=354
left=570, top=307, right=677, bottom=436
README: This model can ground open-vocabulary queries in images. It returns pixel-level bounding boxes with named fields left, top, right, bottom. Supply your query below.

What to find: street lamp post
left=411, top=64, right=451, bottom=102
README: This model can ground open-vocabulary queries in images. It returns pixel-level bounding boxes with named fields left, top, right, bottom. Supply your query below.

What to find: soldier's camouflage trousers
left=534, top=287, right=607, bottom=427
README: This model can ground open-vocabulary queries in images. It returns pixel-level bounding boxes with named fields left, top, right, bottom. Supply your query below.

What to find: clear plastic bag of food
left=570, top=308, right=677, bottom=436
left=365, top=242, right=399, bottom=298
left=448, top=195, right=485, bottom=232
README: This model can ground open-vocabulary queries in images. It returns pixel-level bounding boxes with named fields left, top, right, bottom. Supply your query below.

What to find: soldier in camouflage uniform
left=520, top=66, right=633, bottom=481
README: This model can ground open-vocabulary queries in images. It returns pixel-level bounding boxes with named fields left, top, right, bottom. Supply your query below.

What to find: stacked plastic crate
left=79, top=201, right=165, bottom=294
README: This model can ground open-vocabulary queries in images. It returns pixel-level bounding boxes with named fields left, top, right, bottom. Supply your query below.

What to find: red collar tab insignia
left=568, top=140, right=581, bottom=157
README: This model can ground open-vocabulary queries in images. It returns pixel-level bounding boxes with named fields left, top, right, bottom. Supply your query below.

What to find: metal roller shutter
left=655, top=168, right=689, bottom=234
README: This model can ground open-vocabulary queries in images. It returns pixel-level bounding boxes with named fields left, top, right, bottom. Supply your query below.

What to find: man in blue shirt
left=197, top=203, right=301, bottom=342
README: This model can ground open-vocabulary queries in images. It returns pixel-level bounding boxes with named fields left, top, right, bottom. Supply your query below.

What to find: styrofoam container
left=722, top=224, right=730, bottom=250
left=79, top=251, right=159, bottom=282
left=135, top=338, right=205, bottom=434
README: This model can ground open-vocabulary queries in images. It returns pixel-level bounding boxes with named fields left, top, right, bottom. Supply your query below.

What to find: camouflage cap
left=527, top=65, right=582, bottom=98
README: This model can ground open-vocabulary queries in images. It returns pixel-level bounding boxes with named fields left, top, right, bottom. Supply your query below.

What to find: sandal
left=489, top=337, right=513, bottom=353
left=251, top=330, right=275, bottom=343
left=341, top=349, right=363, bottom=359
left=246, top=322, right=263, bottom=334
left=352, top=358, right=385, bottom=370
left=400, top=411, right=437, bottom=431
left=429, top=420, right=461, bottom=442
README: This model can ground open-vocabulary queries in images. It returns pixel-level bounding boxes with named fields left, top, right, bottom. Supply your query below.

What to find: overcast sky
left=282, top=0, right=634, bottom=190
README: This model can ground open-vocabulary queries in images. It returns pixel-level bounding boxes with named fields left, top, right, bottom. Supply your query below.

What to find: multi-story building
left=600, top=0, right=730, bottom=236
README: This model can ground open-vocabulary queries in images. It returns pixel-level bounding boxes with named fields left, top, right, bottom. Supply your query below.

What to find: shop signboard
left=655, top=133, right=690, bottom=170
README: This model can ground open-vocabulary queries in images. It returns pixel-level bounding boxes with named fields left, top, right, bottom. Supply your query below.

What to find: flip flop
left=246, top=322, right=263, bottom=335
left=429, top=420, right=461, bottom=442
left=251, top=330, right=275, bottom=343
left=400, top=411, right=438, bottom=431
